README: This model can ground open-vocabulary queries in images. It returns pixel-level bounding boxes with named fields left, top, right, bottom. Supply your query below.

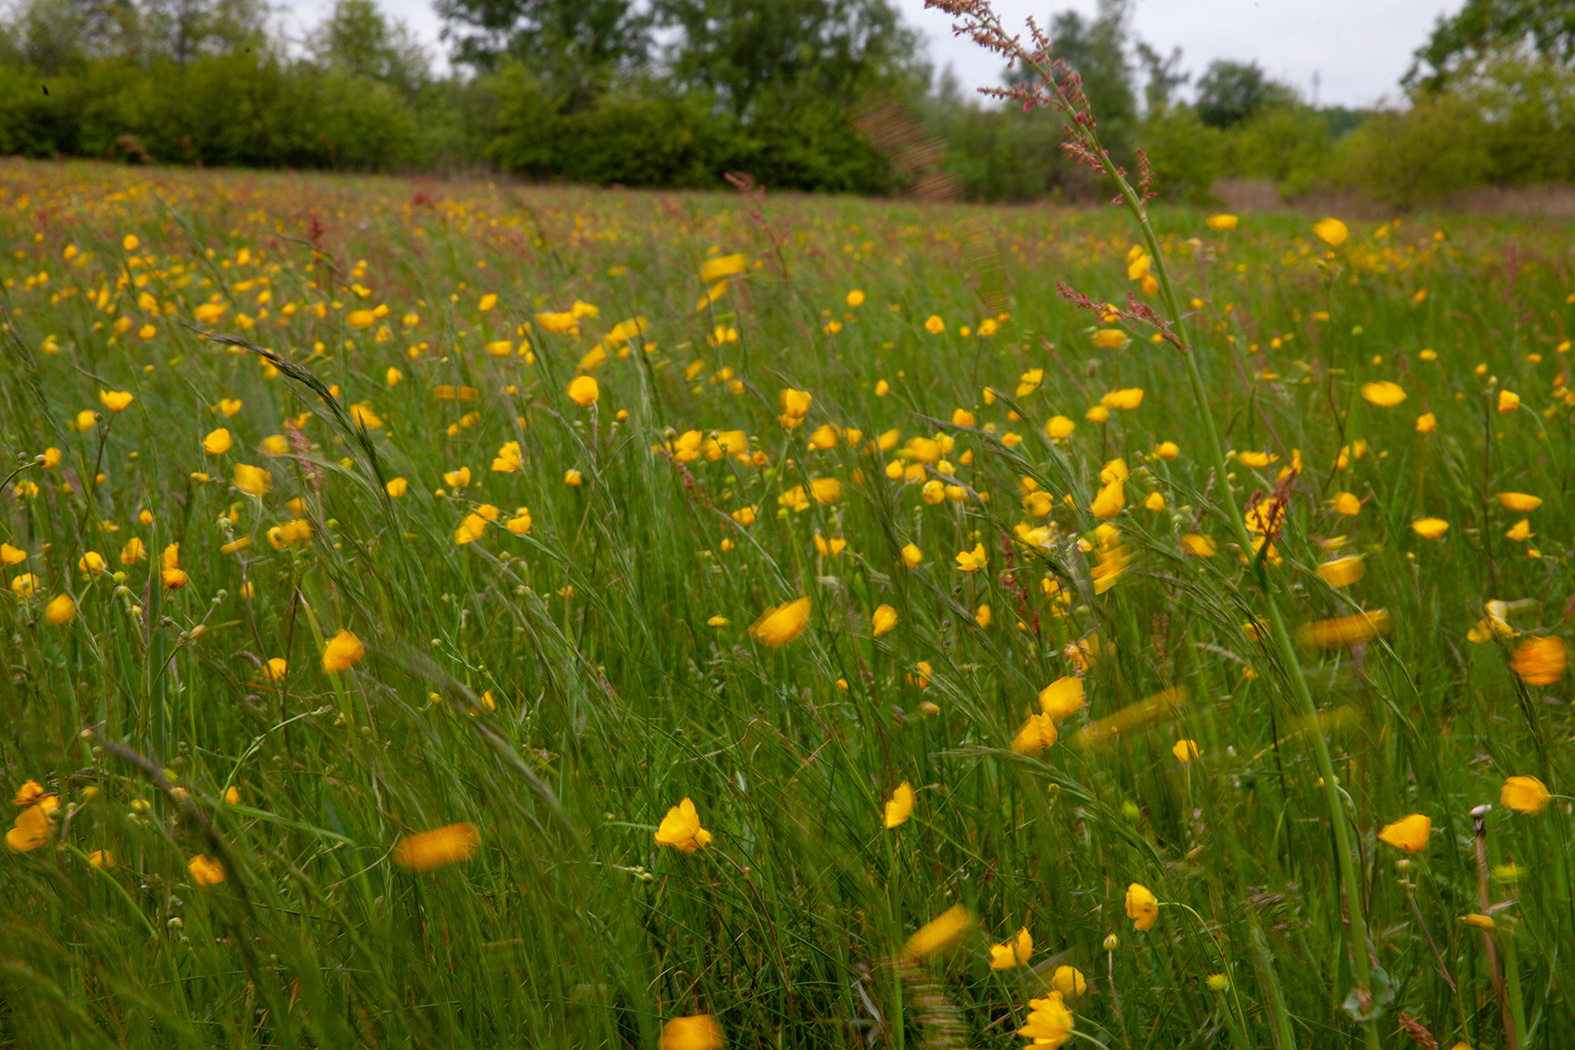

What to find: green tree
left=314, top=0, right=429, bottom=96
left=655, top=0, right=921, bottom=118
left=1011, top=0, right=1135, bottom=134
left=1406, top=0, right=1575, bottom=89
left=1194, top=60, right=1297, bottom=129
left=434, top=0, right=649, bottom=110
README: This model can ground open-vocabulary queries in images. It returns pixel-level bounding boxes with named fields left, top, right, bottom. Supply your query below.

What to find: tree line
left=2, top=0, right=1573, bottom=205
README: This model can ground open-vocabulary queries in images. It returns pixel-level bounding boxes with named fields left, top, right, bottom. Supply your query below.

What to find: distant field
left=2, top=158, right=1573, bottom=1049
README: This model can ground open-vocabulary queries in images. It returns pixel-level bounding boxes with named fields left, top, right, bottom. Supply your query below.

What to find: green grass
left=1, top=157, right=1573, bottom=1049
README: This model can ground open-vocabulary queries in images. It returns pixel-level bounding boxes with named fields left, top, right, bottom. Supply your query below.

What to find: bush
left=1139, top=106, right=1224, bottom=205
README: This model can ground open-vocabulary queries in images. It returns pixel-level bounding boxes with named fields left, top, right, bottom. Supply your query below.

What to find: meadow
left=0, top=148, right=1572, bottom=1050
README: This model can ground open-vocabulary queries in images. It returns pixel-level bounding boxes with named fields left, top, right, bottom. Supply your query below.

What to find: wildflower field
left=2, top=144, right=1574, bottom=1050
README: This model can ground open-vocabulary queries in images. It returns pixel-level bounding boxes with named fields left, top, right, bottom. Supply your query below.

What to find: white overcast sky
left=279, top=0, right=1458, bottom=109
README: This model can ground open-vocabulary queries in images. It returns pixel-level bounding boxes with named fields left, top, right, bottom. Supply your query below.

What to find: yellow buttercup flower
left=42, top=594, right=76, bottom=625
left=1313, top=217, right=1349, bottom=247
left=1038, top=676, right=1084, bottom=721
left=1317, top=555, right=1365, bottom=587
left=232, top=463, right=272, bottom=497
left=1125, top=882, right=1158, bottom=930
left=567, top=376, right=599, bottom=406
left=1511, top=636, right=1566, bottom=685
left=1501, top=775, right=1551, bottom=815
left=321, top=628, right=365, bottom=673
left=1498, top=390, right=1520, bottom=413
left=1171, top=739, right=1200, bottom=763
left=954, top=543, right=987, bottom=572
left=654, top=797, right=713, bottom=853
left=988, top=927, right=1033, bottom=970
left=1206, top=214, right=1238, bottom=231
left=99, top=389, right=134, bottom=412
left=1017, top=991, right=1074, bottom=1047
left=1360, top=381, right=1406, bottom=407
left=872, top=604, right=897, bottom=637
left=904, top=903, right=976, bottom=960
left=203, top=428, right=233, bottom=455
left=1378, top=813, right=1431, bottom=853
left=187, top=854, right=226, bottom=885
left=749, top=596, right=811, bottom=647
left=5, top=804, right=50, bottom=852
left=658, top=1014, right=724, bottom=1050
left=883, top=781, right=914, bottom=829
left=1052, top=965, right=1086, bottom=997
left=1496, top=492, right=1542, bottom=512
left=1297, top=610, right=1390, bottom=649
left=393, top=822, right=480, bottom=872
left=1411, top=517, right=1449, bottom=538
left=1012, top=712, right=1058, bottom=756
left=700, top=253, right=747, bottom=282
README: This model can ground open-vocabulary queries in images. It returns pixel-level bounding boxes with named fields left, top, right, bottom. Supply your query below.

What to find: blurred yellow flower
left=1496, top=492, right=1542, bottom=512
left=1012, top=712, right=1058, bottom=756
left=42, top=594, right=75, bottom=625
left=6, top=804, right=50, bottom=852
left=1052, top=965, right=1086, bottom=997
left=203, top=428, right=232, bottom=455
left=1411, top=517, right=1449, bottom=538
left=872, top=604, right=897, bottom=637
left=1317, top=555, right=1365, bottom=587
left=567, top=376, right=599, bottom=406
left=1313, top=217, right=1349, bottom=247
left=924, top=314, right=945, bottom=334
left=1501, top=775, right=1551, bottom=815
left=99, top=389, right=134, bottom=412
left=1171, top=739, right=1200, bottom=763
left=1298, top=610, right=1390, bottom=649
left=659, top=1014, right=724, bottom=1050
left=700, top=253, right=747, bottom=282
left=749, top=596, right=810, bottom=647
left=187, top=854, right=226, bottom=885
left=1378, top=813, right=1431, bottom=853
left=232, top=464, right=272, bottom=497
left=955, top=543, right=987, bottom=572
left=322, top=628, right=365, bottom=673
left=1498, top=390, right=1520, bottom=413
left=393, top=822, right=480, bottom=872
left=1360, top=381, right=1406, bottom=407
left=1415, top=412, right=1436, bottom=433
left=904, top=903, right=976, bottom=960
left=883, top=781, right=914, bottom=829
left=1092, top=329, right=1126, bottom=349
left=1038, top=677, right=1084, bottom=721
left=1511, top=636, right=1566, bottom=685
left=1206, top=214, right=1238, bottom=230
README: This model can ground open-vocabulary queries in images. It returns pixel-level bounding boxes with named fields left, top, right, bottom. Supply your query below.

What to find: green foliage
left=1194, top=60, right=1298, bottom=129
left=486, top=62, right=892, bottom=192
left=1407, top=0, right=1575, bottom=89
left=1138, top=106, right=1223, bottom=205
left=657, top=0, right=924, bottom=118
